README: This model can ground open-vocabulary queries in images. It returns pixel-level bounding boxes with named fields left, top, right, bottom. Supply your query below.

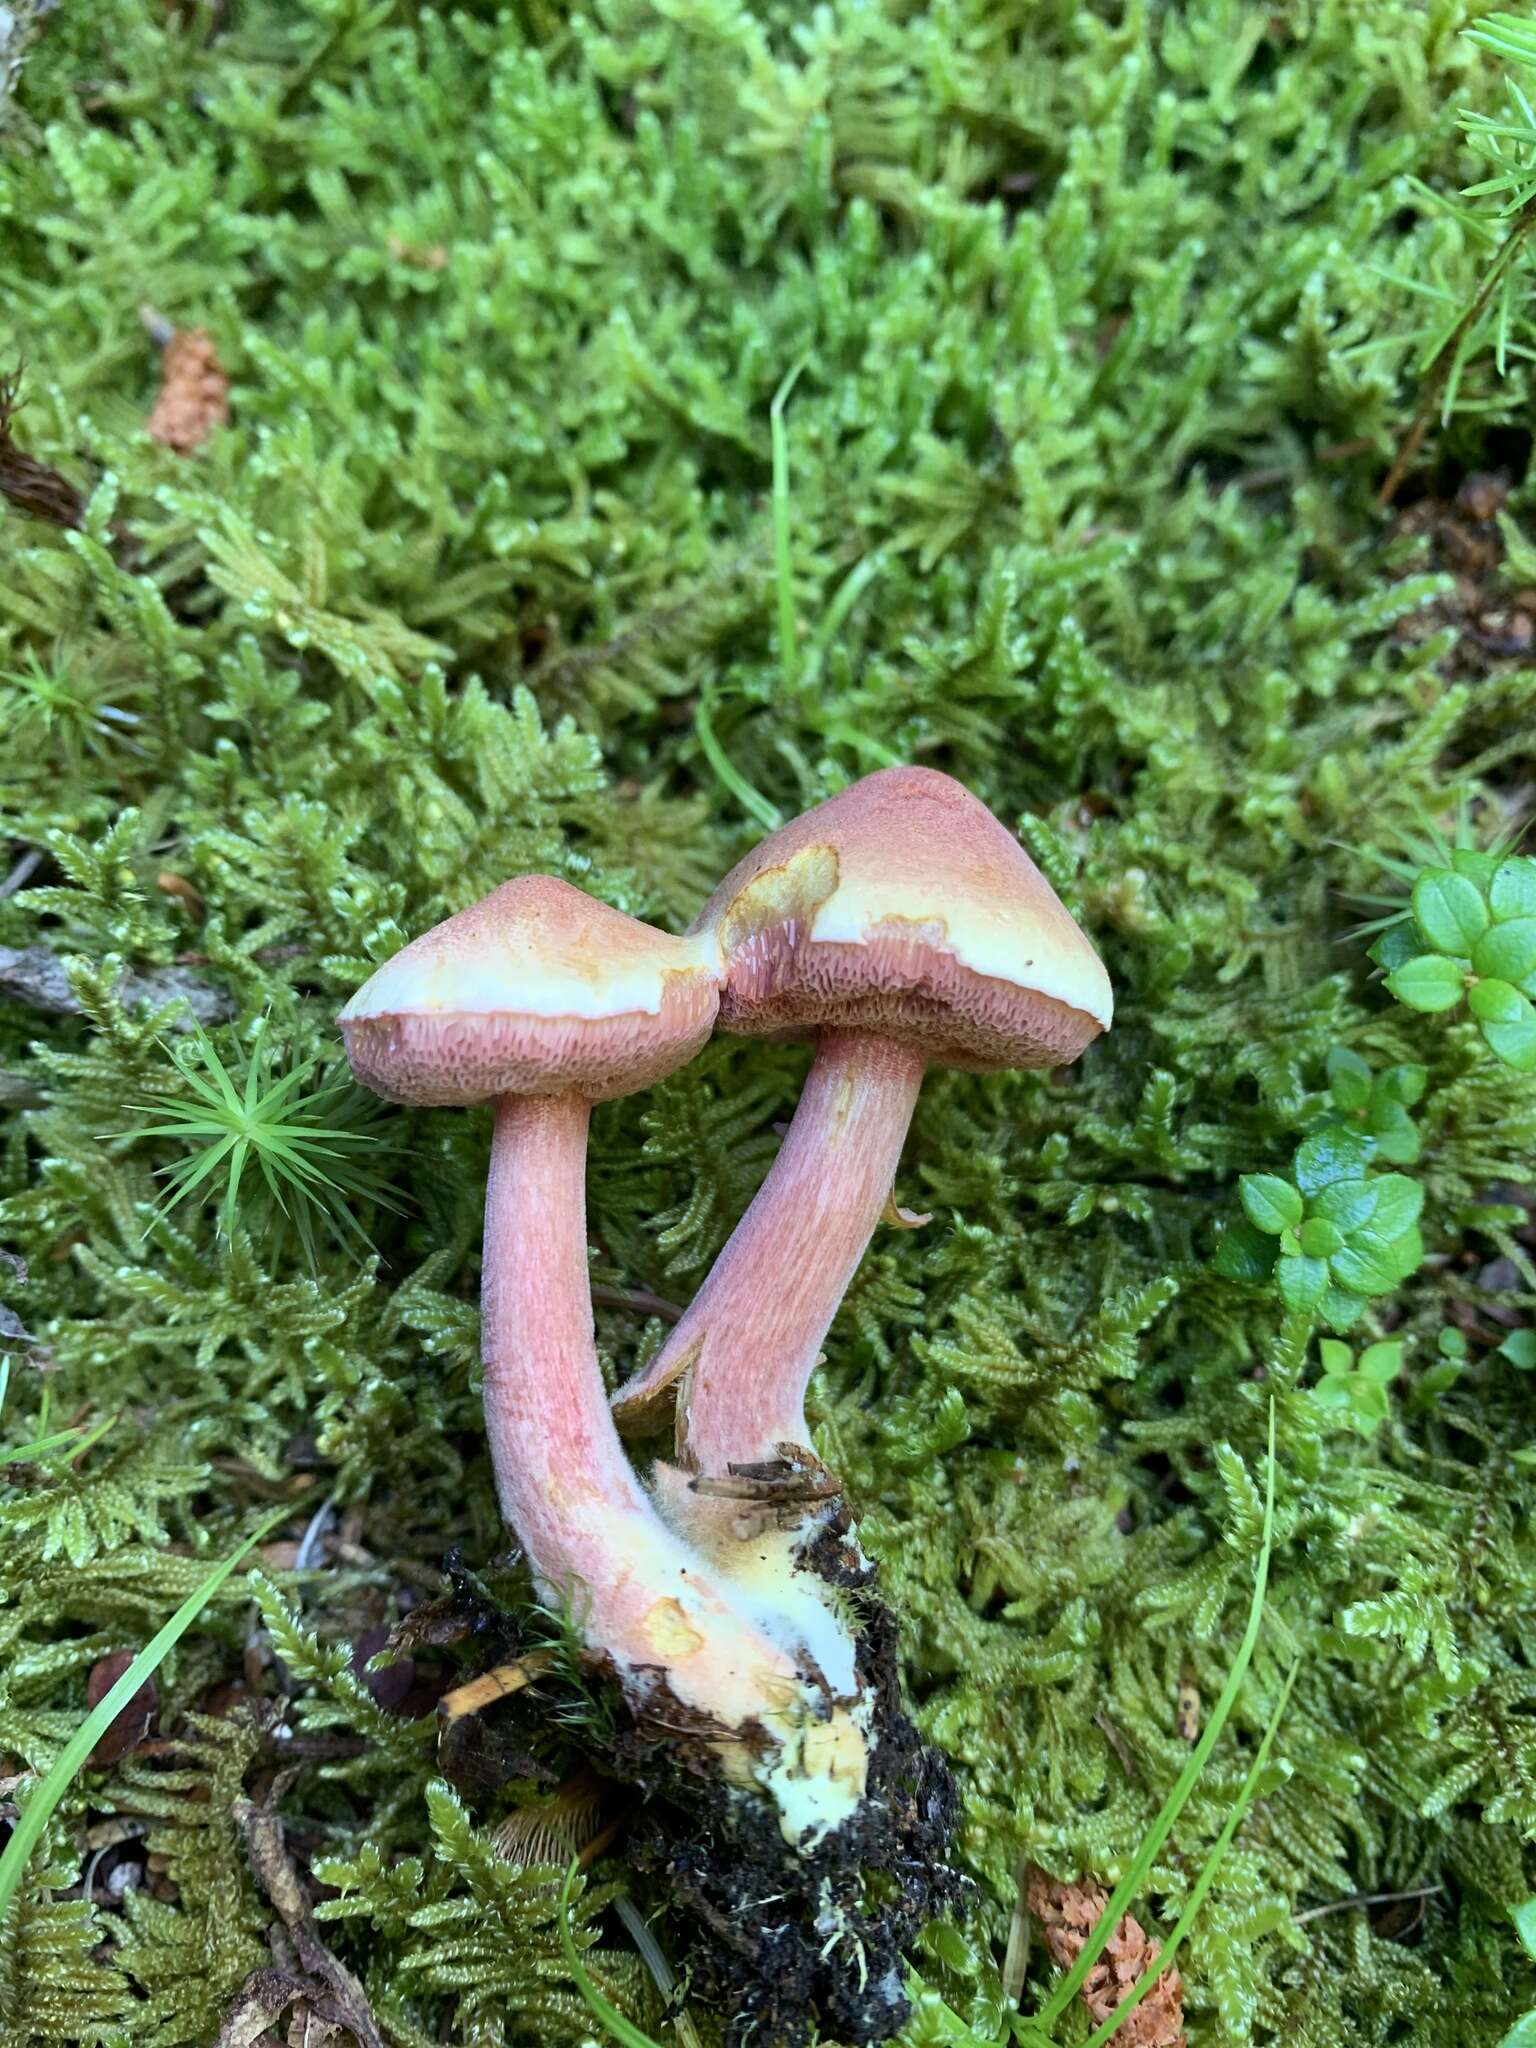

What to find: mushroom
left=611, top=767, right=1112, bottom=1554
left=338, top=875, right=870, bottom=1845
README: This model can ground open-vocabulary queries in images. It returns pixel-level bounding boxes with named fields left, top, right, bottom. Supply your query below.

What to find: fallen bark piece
left=0, top=945, right=232, bottom=1023
left=145, top=321, right=230, bottom=451
left=85, top=1649, right=160, bottom=1767
left=0, top=369, right=85, bottom=527
left=232, top=1800, right=387, bottom=2048
left=1025, top=1864, right=1186, bottom=2048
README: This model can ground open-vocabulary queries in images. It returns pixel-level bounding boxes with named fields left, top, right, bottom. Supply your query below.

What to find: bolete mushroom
left=338, top=875, right=869, bottom=1844
left=612, top=767, right=1112, bottom=1549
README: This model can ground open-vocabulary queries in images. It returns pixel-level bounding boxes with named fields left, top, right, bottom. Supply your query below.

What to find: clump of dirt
left=427, top=1524, right=963, bottom=2048
left=622, top=1535, right=964, bottom=2048
left=1388, top=473, right=1533, bottom=674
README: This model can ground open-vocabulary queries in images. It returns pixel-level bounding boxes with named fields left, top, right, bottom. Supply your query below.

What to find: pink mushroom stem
left=655, top=1029, right=926, bottom=1476
left=481, top=1091, right=658, bottom=1578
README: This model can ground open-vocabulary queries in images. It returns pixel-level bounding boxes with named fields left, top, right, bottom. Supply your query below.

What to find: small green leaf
left=1215, top=1219, right=1281, bottom=1281
left=1314, top=1376, right=1354, bottom=1411
left=1298, top=1217, right=1344, bottom=1257
left=1318, top=1339, right=1354, bottom=1376
left=1512, top=1897, right=1536, bottom=1963
left=1366, top=1175, right=1424, bottom=1241
left=1473, top=918, right=1536, bottom=985
left=1370, top=922, right=1422, bottom=972
left=1497, top=2010, right=1536, bottom=2048
left=1385, top=954, right=1468, bottom=1013
left=1500, top=1329, right=1536, bottom=1370
left=1365, top=1104, right=1419, bottom=1165
left=1348, top=1379, right=1390, bottom=1431
left=1240, top=1174, right=1303, bottom=1235
left=1469, top=979, right=1536, bottom=1070
left=1310, top=1179, right=1380, bottom=1232
left=1439, top=1327, right=1469, bottom=1360
left=1326, top=1046, right=1371, bottom=1112
left=1451, top=849, right=1500, bottom=886
left=1415, top=1361, right=1463, bottom=1400
left=1320, top=1285, right=1368, bottom=1333
left=1413, top=868, right=1490, bottom=953
left=1490, top=857, right=1536, bottom=921
left=1380, top=1063, right=1428, bottom=1107
left=1277, top=1254, right=1329, bottom=1313
left=1358, top=1340, right=1404, bottom=1383
left=1294, top=1127, right=1374, bottom=1194
left=1329, top=1238, right=1402, bottom=1296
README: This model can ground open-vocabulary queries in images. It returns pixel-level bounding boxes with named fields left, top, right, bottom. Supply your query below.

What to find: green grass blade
left=770, top=357, right=807, bottom=694
left=1032, top=1399, right=1279, bottom=2029
left=694, top=681, right=782, bottom=832
left=558, top=1858, right=666, bottom=2048
left=0, top=1504, right=289, bottom=1917
left=1073, top=1657, right=1302, bottom=2048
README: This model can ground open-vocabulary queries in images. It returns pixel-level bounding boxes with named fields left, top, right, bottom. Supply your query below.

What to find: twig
left=591, top=1282, right=684, bottom=1324
left=0, top=849, right=41, bottom=901
left=1379, top=194, right=1536, bottom=509
left=1293, top=1884, right=1443, bottom=1925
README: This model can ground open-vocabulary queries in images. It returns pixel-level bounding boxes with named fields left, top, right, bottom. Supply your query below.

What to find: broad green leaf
left=1501, top=1329, right=1536, bottom=1370
left=1277, top=1254, right=1328, bottom=1313
left=1469, top=979, right=1536, bottom=1070
left=1330, top=1238, right=1402, bottom=1296
left=1349, top=1379, right=1390, bottom=1428
left=1473, top=918, right=1536, bottom=985
left=1367, top=1107, right=1420, bottom=1165
left=1367, top=1175, right=1424, bottom=1241
left=1491, top=857, right=1536, bottom=920
left=1326, top=1046, right=1371, bottom=1112
left=1298, top=1217, right=1344, bottom=1257
left=1294, top=1127, right=1374, bottom=1194
left=1512, top=1897, right=1536, bottom=1963
left=1497, top=2011, right=1536, bottom=2048
left=1240, top=1174, right=1303, bottom=1235
left=1451, top=849, right=1500, bottom=886
left=1310, top=1179, right=1380, bottom=1232
left=1320, top=1285, right=1368, bottom=1333
left=1318, top=1339, right=1354, bottom=1376
left=1369, top=923, right=1422, bottom=972
left=1313, top=1376, right=1354, bottom=1411
left=1215, top=1219, right=1281, bottom=1281
left=1413, top=868, right=1489, bottom=953
left=1380, top=1063, right=1428, bottom=1106
left=1358, top=1340, right=1404, bottom=1383
left=1385, top=954, right=1467, bottom=1013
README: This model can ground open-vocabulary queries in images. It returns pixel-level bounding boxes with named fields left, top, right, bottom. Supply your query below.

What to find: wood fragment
left=229, top=1800, right=387, bottom=2048
left=0, top=944, right=232, bottom=1023
left=0, top=369, right=84, bottom=528
left=437, top=1650, right=555, bottom=1725
left=1024, top=1864, right=1186, bottom=2048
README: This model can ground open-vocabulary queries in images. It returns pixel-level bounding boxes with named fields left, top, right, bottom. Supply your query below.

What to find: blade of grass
left=1030, top=1399, right=1279, bottom=2031
left=694, top=680, right=782, bottom=832
left=770, top=357, right=807, bottom=694
left=1072, top=1657, right=1302, bottom=2048
left=559, top=1858, right=667, bottom=2048
left=0, top=1503, right=289, bottom=1918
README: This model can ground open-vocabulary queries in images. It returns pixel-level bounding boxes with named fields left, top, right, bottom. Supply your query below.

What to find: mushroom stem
left=628, top=1030, right=926, bottom=1476
left=481, top=1091, right=869, bottom=1842
left=482, top=1092, right=654, bottom=1573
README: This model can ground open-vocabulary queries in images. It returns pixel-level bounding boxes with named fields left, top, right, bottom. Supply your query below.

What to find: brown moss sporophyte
left=336, top=766, right=1112, bottom=2014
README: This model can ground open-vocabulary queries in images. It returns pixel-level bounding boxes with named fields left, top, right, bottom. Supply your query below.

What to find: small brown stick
left=436, top=1651, right=556, bottom=1726
left=591, top=1282, right=684, bottom=1324
left=1379, top=194, right=1536, bottom=509
left=1293, top=1884, right=1444, bottom=1925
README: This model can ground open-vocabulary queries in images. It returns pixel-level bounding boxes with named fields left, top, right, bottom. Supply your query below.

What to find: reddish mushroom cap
left=691, top=766, right=1111, bottom=1070
left=338, top=876, right=720, bottom=1105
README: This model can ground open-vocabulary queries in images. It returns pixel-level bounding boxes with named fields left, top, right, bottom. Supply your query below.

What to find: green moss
left=3, top=3, right=1536, bottom=2043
